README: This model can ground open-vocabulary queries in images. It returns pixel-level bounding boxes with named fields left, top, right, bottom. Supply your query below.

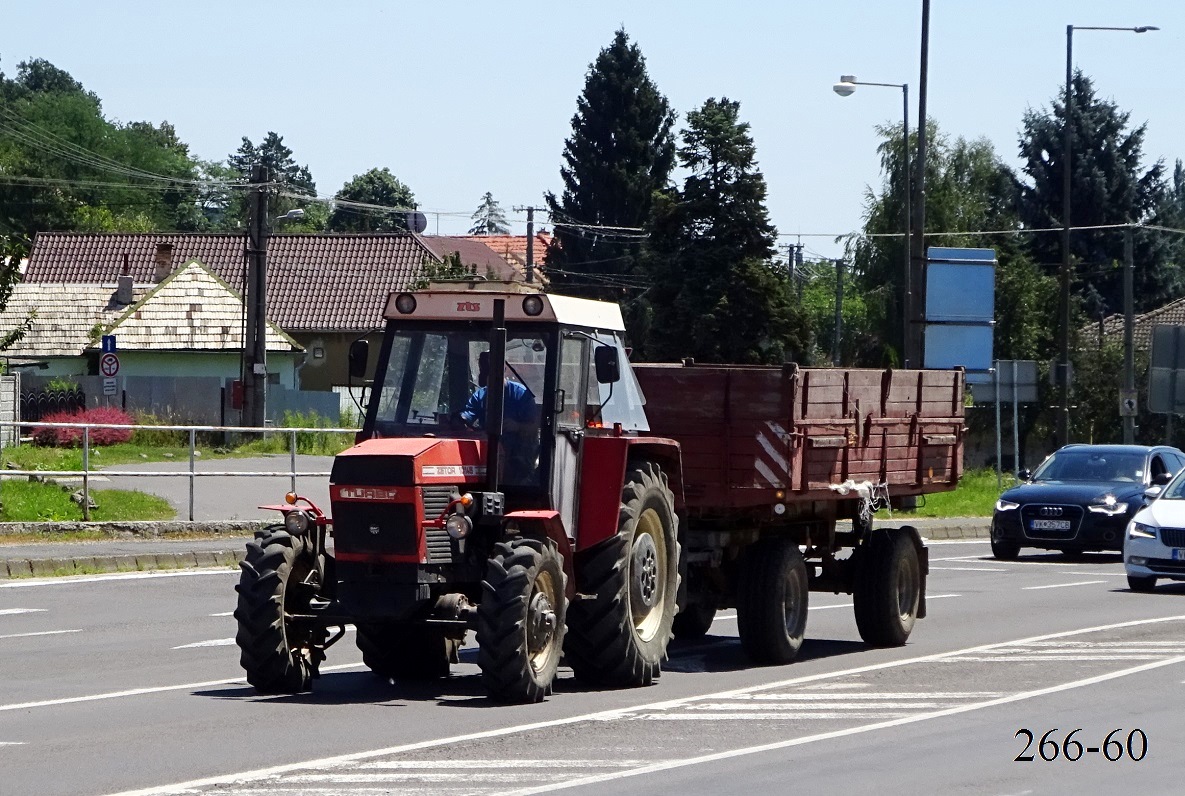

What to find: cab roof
left=382, top=285, right=625, bottom=331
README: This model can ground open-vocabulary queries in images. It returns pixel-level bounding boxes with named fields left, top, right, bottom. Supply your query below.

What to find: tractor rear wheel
left=736, top=538, right=809, bottom=664
left=234, top=527, right=327, bottom=694
left=477, top=538, right=567, bottom=703
left=565, top=462, right=680, bottom=687
left=853, top=528, right=921, bottom=647
left=356, top=624, right=456, bottom=681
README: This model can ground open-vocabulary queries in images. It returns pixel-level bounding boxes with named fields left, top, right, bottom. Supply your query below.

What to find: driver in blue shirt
left=459, top=351, right=539, bottom=484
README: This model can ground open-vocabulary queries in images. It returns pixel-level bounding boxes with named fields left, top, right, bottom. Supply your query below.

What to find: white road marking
left=740, top=692, right=1002, bottom=700
left=924, top=539, right=992, bottom=547
left=929, top=566, right=1005, bottom=572
left=208, top=612, right=233, bottom=617
left=104, top=614, right=1185, bottom=796
left=359, top=760, right=644, bottom=769
left=496, top=655, right=1185, bottom=795
left=1022, top=580, right=1107, bottom=590
left=942, top=655, right=1165, bottom=662
left=0, top=662, right=366, bottom=714
left=711, top=593, right=961, bottom=623
left=0, top=570, right=237, bottom=589
left=0, top=742, right=26, bottom=746
left=0, top=629, right=81, bottom=640
left=0, top=608, right=47, bottom=615
left=636, top=712, right=916, bottom=721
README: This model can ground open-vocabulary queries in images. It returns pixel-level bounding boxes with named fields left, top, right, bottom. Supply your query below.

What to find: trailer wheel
left=736, top=538, right=809, bottom=664
left=477, top=538, right=567, bottom=703
left=355, top=624, right=456, bottom=680
left=673, top=603, right=717, bottom=639
left=565, top=462, right=680, bottom=687
left=234, top=527, right=327, bottom=694
left=853, top=529, right=920, bottom=647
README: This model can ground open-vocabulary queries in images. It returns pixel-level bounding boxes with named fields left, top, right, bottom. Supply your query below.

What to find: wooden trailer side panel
left=633, top=364, right=964, bottom=511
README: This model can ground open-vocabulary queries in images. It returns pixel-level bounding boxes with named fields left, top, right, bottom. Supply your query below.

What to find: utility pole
left=833, top=259, right=845, bottom=366
left=907, top=0, right=930, bottom=370
left=513, top=206, right=544, bottom=283
left=1123, top=223, right=1135, bottom=444
left=243, top=164, right=269, bottom=428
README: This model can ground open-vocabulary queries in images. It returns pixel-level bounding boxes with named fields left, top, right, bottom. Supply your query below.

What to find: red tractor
left=235, top=286, right=683, bottom=703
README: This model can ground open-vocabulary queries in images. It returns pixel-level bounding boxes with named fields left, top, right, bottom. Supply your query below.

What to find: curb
left=2, top=549, right=245, bottom=579
left=0, top=520, right=269, bottom=538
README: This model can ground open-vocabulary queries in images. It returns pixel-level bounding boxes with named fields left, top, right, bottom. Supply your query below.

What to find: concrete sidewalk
left=0, top=516, right=990, bottom=580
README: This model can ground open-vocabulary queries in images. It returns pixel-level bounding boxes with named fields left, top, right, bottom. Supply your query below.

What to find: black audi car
left=990, top=444, right=1185, bottom=559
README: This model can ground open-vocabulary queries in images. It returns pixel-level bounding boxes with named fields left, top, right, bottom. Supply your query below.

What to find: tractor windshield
left=370, top=327, right=550, bottom=484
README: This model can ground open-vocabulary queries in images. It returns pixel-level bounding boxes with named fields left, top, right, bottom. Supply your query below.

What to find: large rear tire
left=234, top=528, right=326, bottom=694
left=477, top=538, right=567, bottom=703
left=672, top=603, right=717, bottom=640
left=736, top=538, right=809, bottom=665
left=356, top=623, right=456, bottom=681
left=565, top=462, right=680, bottom=687
left=853, top=529, right=921, bottom=647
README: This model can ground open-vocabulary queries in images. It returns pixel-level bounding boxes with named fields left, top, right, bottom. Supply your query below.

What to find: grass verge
left=0, top=480, right=175, bottom=522
left=900, top=467, right=1016, bottom=518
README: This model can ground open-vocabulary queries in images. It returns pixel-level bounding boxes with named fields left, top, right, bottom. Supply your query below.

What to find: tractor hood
left=332, top=436, right=489, bottom=487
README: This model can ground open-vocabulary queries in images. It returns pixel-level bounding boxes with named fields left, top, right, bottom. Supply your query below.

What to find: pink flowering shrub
left=33, top=407, right=135, bottom=447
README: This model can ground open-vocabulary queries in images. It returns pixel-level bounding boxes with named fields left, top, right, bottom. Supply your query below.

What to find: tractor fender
left=575, top=435, right=683, bottom=552
left=503, top=509, right=575, bottom=599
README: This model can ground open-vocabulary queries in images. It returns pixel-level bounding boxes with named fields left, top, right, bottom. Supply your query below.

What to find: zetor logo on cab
left=456, top=301, right=481, bottom=312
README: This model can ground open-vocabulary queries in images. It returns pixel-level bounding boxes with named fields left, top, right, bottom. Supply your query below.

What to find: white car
left=1124, top=473, right=1185, bottom=591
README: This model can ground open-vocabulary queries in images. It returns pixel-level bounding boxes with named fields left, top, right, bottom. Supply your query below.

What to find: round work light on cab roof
left=522, top=295, right=545, bottom=317
left=394, top=293, right=417, bottom=314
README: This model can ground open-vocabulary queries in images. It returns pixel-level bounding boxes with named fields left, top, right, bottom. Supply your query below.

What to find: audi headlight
left=995, top=499, right=1020, bottom=512
left=445, top=513, right=472, bottom=540
left=1088, top=495, right=1129, bottom=515
left=1128, top=522, right=1157, bottom=539
left=284, top=510, right=311, bottom=536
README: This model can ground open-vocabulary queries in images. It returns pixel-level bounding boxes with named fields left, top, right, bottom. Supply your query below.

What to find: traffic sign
left=1120, top=389, right=1138, bottom=417
left=101, top=335, right=116, bottom=353
left=99, top=352, right=120, bottom=377
left=103, top=377, right=117, bottom=396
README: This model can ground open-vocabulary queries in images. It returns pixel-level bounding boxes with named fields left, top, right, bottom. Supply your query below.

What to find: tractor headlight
left=284, top=510, right=311, bottom=536
left=445, top=513, right=472, bottom=540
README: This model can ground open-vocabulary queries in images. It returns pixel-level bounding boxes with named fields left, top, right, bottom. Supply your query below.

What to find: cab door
left=551, top=335, right=591, bottom=538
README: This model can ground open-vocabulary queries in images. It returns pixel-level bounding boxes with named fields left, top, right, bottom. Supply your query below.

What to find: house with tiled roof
left=0, top=259, right=301, bottom=384
left=21, top=231, right=517, bottom=390
left=1093, top=295, right=1185, bottom=352
left=458, top=232, right=552, bottom=283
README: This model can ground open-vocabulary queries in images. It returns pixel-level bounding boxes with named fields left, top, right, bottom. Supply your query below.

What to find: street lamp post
left=1057, top=24, right=1158, bottom=447
left=834, top=76, right=911, bottom=366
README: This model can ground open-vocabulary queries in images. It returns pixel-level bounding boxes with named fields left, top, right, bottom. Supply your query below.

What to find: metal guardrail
left=0, top=420, right=359, bottom=522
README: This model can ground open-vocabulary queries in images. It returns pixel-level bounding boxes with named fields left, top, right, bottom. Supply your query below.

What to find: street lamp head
left=833, top=78, right=857, bottom=97
left=274, top=208, right=306, bottom=223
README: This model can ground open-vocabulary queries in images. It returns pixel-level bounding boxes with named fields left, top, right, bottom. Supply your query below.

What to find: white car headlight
left=995, top=499, right=1020, bottom=512
left=1128, top=522, right=1157, bottom=539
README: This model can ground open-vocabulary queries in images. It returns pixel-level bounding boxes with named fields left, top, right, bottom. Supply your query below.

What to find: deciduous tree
left=327, top=167, right=416, bottom=233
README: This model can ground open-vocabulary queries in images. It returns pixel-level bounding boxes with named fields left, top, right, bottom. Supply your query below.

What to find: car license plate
left=1173, top=549, right=1185, bottom=562
left=1030, top=519, right=1071, bottom=531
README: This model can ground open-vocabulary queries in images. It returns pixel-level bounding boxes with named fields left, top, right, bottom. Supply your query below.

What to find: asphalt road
left=2, top=540, right=1183, bottom=796
left=96, top=455, right=335, bottom=521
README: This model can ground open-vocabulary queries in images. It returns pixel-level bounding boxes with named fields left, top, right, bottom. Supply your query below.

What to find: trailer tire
left=736, top=538, right=809, bottom=665
left=853, top=529, right=920, bottom=647
left=565, top=462, right=680, bottom=687
left=356, top=624, right=455, bottom=681
left=234, top=527, right=327, bottom=694
left=672, top=603, right=717, bottom=639
left=477, top=538, right=567, bottom=703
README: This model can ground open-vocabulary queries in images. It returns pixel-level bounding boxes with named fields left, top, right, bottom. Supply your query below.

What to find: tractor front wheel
left=234, top=527, right=327, bottom=694
left=477, top=538, right=567, bottom=703
left=565, top=462, right=680, bottom=687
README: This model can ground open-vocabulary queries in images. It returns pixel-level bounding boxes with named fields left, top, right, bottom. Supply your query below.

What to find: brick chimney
left=116, top=253, right=134, bottom=304
left=153, top=242, right=174, bottom=282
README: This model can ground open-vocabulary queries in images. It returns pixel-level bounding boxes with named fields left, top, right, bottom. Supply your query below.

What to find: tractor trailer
left=234, top=284, right=965, bottom=703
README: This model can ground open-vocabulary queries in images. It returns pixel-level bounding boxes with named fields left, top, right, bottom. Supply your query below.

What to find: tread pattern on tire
left=564, top=462, right=681, bottom=687
left=234, top=527, right=321, bottom=694
left=736, top=538, right=809, bottom=665
left=477, top=538, right=566, bottom=703
left=853, top=528, right=920, bottom=647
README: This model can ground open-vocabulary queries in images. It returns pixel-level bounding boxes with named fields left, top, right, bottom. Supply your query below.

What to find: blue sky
left=2, top=1, right=1181, bottom=259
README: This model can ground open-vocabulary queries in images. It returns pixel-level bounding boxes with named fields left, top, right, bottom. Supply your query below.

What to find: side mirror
left=594, top=345, right=620, bottom=384
left=1016, top=468, right=1032, bottom=482
left=348, top=339, right=369, bottom=379
left=1144, top=485, right=1163, bottom=503
left=1153, top=471, right=1174, bottom=486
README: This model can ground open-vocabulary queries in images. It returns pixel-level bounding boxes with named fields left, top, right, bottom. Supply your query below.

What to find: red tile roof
left=421, top=236, right=521, bottom=280
left=24, top=232, right=515, bottom=332
left=459, top=233, right=552, bottom=280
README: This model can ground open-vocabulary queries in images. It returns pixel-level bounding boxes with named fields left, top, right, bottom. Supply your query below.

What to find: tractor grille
left=1160, top=527, right=1185, bottom=548
left=422, top=485, right=456, bottom=564
left=333, top=502, right=418, bottom=557
left=330, top=455, right=413, bottom=487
